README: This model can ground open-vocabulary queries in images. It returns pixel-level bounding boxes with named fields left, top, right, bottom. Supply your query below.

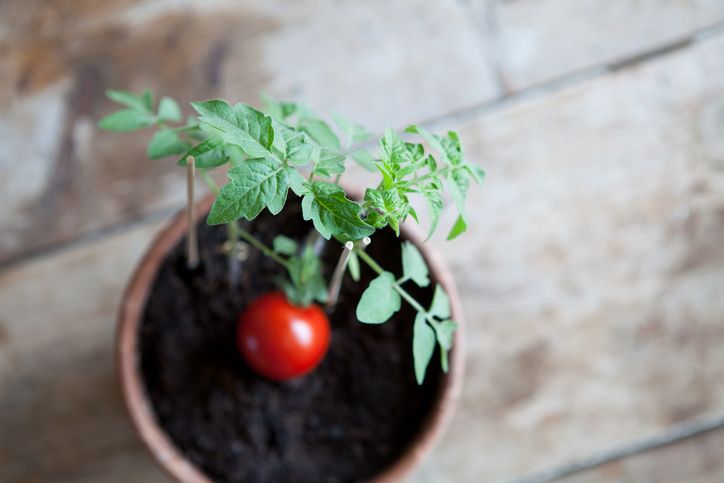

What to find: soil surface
left=140, top=198, right=444, bottom=483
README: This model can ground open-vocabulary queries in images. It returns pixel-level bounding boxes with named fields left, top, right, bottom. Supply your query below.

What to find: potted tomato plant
left=102, top=90, right=484, bottom=483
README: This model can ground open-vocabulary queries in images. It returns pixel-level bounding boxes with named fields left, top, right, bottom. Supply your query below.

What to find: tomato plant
left=101, top=90, right=484, bottom=384
left=237, top=292, right=330, bottom=381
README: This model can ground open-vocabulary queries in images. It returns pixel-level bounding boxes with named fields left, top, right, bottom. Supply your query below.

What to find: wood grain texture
left=406, top=32, right=724, bottom=482
left=0, top=220, right=169, bottom=483
left=558, top=428, right=724, bottom=483
left=3, top=2, right=724, bottom=483
left=490, top=0, right=724, bottom=90
left=0, top=0, right=499, bottom=266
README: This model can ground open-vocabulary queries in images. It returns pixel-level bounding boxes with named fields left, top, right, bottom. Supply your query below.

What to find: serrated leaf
left=147, top=130, right=190, bottom=160
left=312, top=149, right=345, bottom=178
left=424, top=189, right=443, bottom=241
left=177, top=137, right=227, bottom=168
left=299, top=117, right=341, bottom=151
left=356, top=272, right=401, bottom=323
left=273, top=235, right=297, bottom=255
left=348, top=251, right=360, bottom=281
left=277, top=123, right=314, bottom=166
left=413, top=313, right=436, bottom=384
left=466, top=163, right=486, bottom=184
left=380, top=128, right=406, bottom=165
left=332, top=112, right=372, bottom=146
left=157, top=96, right=182, bottom=122
left=429, top=284, right=451, bottom=319
left=261, top=93, right=300, bottom=120
left=401, top=241, right=430, bottom=287
left=433, top=319, right=457, bottom=373
left=350, top=149, right=377, bottom=172
left=301, top=182, right=374, bottom=241
left=287, top=167, right=306, bottom=196
left=207, top=157, right=288, bottom=224
left=192, top=100, right=274, bottom=159
left=447, top=214, right=467, bottom=240
left=448, top=169, right=470, bottom=216
left=99, top=109, right=154, bottom=131
left=105, top=89, right=153, bottom=113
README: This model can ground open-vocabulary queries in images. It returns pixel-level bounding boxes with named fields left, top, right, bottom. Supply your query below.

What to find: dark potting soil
left=139, top=198, right=443, bottom=483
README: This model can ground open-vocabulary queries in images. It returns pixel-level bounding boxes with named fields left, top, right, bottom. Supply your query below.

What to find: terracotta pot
left=117, top=193, right=465, bottom=483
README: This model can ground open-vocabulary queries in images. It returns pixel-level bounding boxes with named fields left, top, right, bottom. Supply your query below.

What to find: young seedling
left=100, top=90, right=484, bottom=384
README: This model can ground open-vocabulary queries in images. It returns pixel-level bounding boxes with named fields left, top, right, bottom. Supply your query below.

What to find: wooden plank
left=0, top=220, right=169, bottom=483
left=558, top=428, right=724, bottom=483
left=406, top=32, right=724, bottom=482
left=4, top=15, right=724, bottom=483
left=490, top=0, right=724, bottom=90
left=0, top=0, right=500, bottom=265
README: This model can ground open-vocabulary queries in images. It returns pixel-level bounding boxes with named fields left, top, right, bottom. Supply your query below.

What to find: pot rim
left=117, top=193, right=465, bottom=483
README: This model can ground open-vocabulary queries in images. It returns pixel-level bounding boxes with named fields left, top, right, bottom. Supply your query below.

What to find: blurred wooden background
left=2, top=0, right=724, bottom=482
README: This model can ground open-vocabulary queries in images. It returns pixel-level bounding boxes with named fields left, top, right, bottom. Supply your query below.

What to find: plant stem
left=355, top=248, right=427, bottom=315
left=408, top=166, right=453, bottom=186
left=199, top=168, right=288, bottom=271
left=233, top=223, right=290, bottom=269
left=200, top=170, right=220, bottom=194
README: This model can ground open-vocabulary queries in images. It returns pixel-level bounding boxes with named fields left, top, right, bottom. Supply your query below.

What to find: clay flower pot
left=117, top=193, right=465, bottom=482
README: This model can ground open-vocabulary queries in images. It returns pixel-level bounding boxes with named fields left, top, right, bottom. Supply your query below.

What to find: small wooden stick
left=186, top=156, right=199, bottom=269
left=326, top=241, right=355, bottom=309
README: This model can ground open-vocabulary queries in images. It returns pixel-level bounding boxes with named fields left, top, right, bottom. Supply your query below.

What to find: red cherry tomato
left=237, top=292, right=330, bottom=381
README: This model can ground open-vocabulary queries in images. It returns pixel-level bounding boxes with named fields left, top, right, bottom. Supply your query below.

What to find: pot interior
left=137, top=198, right=446, bottom=483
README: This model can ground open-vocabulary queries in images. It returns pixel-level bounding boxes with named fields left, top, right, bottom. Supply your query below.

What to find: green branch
left=356, top=248, right=427, bottom=316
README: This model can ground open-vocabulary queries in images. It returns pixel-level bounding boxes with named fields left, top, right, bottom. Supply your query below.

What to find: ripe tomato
left=237, top=292, right=330, bottom=381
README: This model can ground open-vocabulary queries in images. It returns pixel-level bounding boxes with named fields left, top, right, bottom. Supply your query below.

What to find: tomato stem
left=355, top=247, right=428, bottom=316
left=200, top=170, right=289, bottom=270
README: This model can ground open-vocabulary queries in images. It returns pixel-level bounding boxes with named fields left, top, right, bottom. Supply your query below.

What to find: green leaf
left=299, top=117, right=341, bottom=151
left=413, top=313, right=436, bottom=384
left=433, top=319, right=458, bottom=373
left=356, top=272, right=401, bottom=323
left=273, top=235, right=297, bottom=255
left=312, top=149, right=345, bottom=178
left=406, top=125, right=463, bottom=166
left=157, top=96, right=182, bottom=122
left=261, top=93, right=300, bottom=120
left=423, top=186, right=443, bottom=241
left=448, top=169, right=470, bottom=216
left=301, top=182, right=374, bottom=241
left=177, top=137, right=227, bottom=168
left=347, top=251, right=360, bottom=281
left=283, top=243, right=328, bottom=306
left=429, top=284, right=451, bottom=319
left=192, top=100, right=274, bottom=159
left=207, top=157, right=288, bottom=224
left=147, top=130, right=190, bottom=160
left=350, top=149, right=377, bottom=172
left=287, top=167, right=306, bottom=196
left=401, top=241, right=430, bottom=287
left=466, top=163, right=486, bottom=184
left=106, top=89, right=152, bottom=113
left=277, top=123, right=314, bottom=166
left=447, top=214, right=467, bottom=240
left=332, top=112, right=372, bottom=146
left=363, top=187, right=407, bottom=235
left=99, top=109, right=154, bottom=131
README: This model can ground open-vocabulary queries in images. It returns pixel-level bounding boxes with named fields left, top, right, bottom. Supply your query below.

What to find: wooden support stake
left=326, top=241, right=355, bottom=309
left=186, top=156, right=199, bottom=270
